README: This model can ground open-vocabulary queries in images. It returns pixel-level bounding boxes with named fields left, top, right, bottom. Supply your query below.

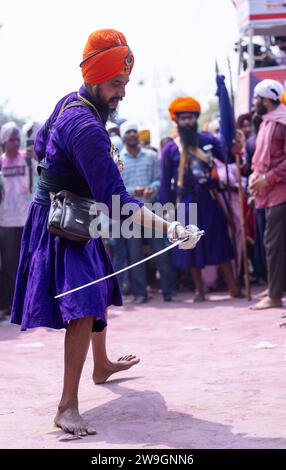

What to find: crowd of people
left=238, top=35, right=286, bottom=71
left=103, top=79, right=286, bottom=309
left=0, top=27, right=285, bottom=437
left=0, top=76, right=286, bottom=319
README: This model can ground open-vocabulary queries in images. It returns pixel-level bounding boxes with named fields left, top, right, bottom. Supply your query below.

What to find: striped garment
left=120, top=146, right=160, bottom=203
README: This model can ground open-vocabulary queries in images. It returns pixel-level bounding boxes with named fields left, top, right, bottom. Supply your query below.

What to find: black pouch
left=47, top=190, right=97, bottom=244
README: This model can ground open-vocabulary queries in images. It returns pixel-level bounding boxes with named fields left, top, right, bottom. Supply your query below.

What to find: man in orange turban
left=160, top=96, right=239, bottom=301
left=11, top=30, right=202, bottom=437
left=168, top=97, right=201, bottom=122
left=139, top=129, right=151, bottom=146
left=139, top=128, right=157, bottom=152
left=80, top=28, right=134, bottom=119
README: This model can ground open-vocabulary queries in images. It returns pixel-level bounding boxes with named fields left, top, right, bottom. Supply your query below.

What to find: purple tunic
left=11, top=86, right=143, bottom=331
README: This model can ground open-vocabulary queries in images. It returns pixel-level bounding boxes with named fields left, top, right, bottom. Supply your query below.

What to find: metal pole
left=249, top=29, right=254, bottom=70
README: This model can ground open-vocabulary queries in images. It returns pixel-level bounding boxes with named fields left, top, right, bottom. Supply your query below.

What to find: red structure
left=234, top=0, right=286, bottom=114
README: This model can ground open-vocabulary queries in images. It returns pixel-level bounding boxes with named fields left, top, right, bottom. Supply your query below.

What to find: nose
left=119, top=85, right=126, bottom=98
left=120, top=86, right=125, bottom=98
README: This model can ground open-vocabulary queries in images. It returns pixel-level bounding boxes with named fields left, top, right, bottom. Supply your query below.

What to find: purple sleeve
left=34, top=120, right=50, bottom=161
left=69, top=119, right=143, bottom=215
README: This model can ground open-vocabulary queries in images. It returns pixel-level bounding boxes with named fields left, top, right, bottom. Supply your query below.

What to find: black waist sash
left=38, top=165, right=93, bottom=198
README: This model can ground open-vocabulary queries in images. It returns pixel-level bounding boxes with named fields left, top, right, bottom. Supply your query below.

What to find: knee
left=69, top=316, right=95, bottom=329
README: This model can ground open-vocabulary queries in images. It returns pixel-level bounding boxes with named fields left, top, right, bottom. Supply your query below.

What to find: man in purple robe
left=11, top=29, right=201, bottom=435
left=160, top=97, right=239, bottom=301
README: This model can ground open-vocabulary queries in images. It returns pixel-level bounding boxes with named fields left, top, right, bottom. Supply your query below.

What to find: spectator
left=0, top=122, right=34, bottom=320
left=139, top=128, right=157, bottom=152
left=120, top=120, right=177, bottom=303
left=161, top=97, right=239, bottom=301
left=249, top=79, right=286, bottom=309
left=273, top=36, right=286, bottom=66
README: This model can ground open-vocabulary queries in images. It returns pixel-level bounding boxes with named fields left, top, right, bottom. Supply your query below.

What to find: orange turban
left=139, top=129, right=151, bottom=142
left=281, top=91, right=286, bottom=105
left=168, top=97, right=201, bottom=121
left=81, top=29, right=134, bottom=85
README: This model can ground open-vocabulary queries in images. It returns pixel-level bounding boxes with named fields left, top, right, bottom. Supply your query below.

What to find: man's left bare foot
left=93, top=355, right=140, bottom=384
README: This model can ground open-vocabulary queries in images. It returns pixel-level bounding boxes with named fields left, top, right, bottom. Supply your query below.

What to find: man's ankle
left=269, top=297, right=282, bottom=304
left=58, top=400, right=78, bottom=412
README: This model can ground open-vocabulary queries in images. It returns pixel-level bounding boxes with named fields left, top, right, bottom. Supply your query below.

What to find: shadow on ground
left=50, top=378, right=286, bottom=449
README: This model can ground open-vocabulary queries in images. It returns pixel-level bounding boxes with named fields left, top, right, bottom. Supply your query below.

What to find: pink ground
left=1, top=288, right=286, bottom=449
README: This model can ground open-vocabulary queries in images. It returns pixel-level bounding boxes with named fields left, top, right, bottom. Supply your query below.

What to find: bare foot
left=54, top=407, right=97, bottom=436
left=193, top=293, right=205, bottom=302
left=230, top=290, right=245, bottom=298
left=250, top=296, right=283, bottom=310
left=93, top=355, right=140, bottom=384
left=257, top=288, right=269, bottom=298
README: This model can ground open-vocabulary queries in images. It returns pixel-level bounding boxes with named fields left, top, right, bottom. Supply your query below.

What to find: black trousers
left=264, top=202, right=286, bottom=300
left=0, top=227, right=23, bottom=310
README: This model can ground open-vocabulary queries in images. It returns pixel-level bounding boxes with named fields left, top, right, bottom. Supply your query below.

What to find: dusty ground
left=1, top=288, right=286, bottom=449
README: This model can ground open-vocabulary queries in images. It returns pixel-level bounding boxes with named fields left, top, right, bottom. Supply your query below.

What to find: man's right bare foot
left=54, top=407, right=97, bottom=436
left=250, top=296, right=283, bottom=310
left=257, top=288, right=269, bottom=298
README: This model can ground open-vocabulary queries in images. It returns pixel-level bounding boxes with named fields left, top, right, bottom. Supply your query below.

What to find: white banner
left=235, top=0, right=286, bottom=33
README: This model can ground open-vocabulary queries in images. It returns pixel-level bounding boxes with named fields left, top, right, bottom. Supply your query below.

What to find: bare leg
left=92, top=313, right=140, bottom=384
left=220, top=261, right=240, bottom=297
left=191, top=267, right=205, bottom=301
left=54, top=316, right=97, bottom=435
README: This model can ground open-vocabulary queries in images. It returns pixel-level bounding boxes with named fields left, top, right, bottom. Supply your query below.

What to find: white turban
left=254, top=79, right=284, bottom=101
left=106, top=120, right=119, bottom=132
left=0, top=121, right=20, bottom=144
left=22, top=121, right=42, bottom=142
left=120, top=120, right=139, bottom=139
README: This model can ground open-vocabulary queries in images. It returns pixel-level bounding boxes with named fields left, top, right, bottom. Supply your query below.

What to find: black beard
left=93, top=87, right=119, bottom=124
left=109, top=109, right=118, bottom=121
left=178, top=123, right=199, bottom=149
left=252, top=114, right=263, bottom=135
left=256, top=102, right=268, bottom=116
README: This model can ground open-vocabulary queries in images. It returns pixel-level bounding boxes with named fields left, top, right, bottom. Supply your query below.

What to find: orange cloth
left=281, top=91, right=286, bottom=105
left=139, top=129, right=150, bottom=142
left=168, top=97, right=201, bottom=121
left=81, top=29, right=134, bottom=85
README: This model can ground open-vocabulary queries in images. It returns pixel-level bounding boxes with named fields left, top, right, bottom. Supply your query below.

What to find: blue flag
left=216, top=74, right=235, bottom=163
